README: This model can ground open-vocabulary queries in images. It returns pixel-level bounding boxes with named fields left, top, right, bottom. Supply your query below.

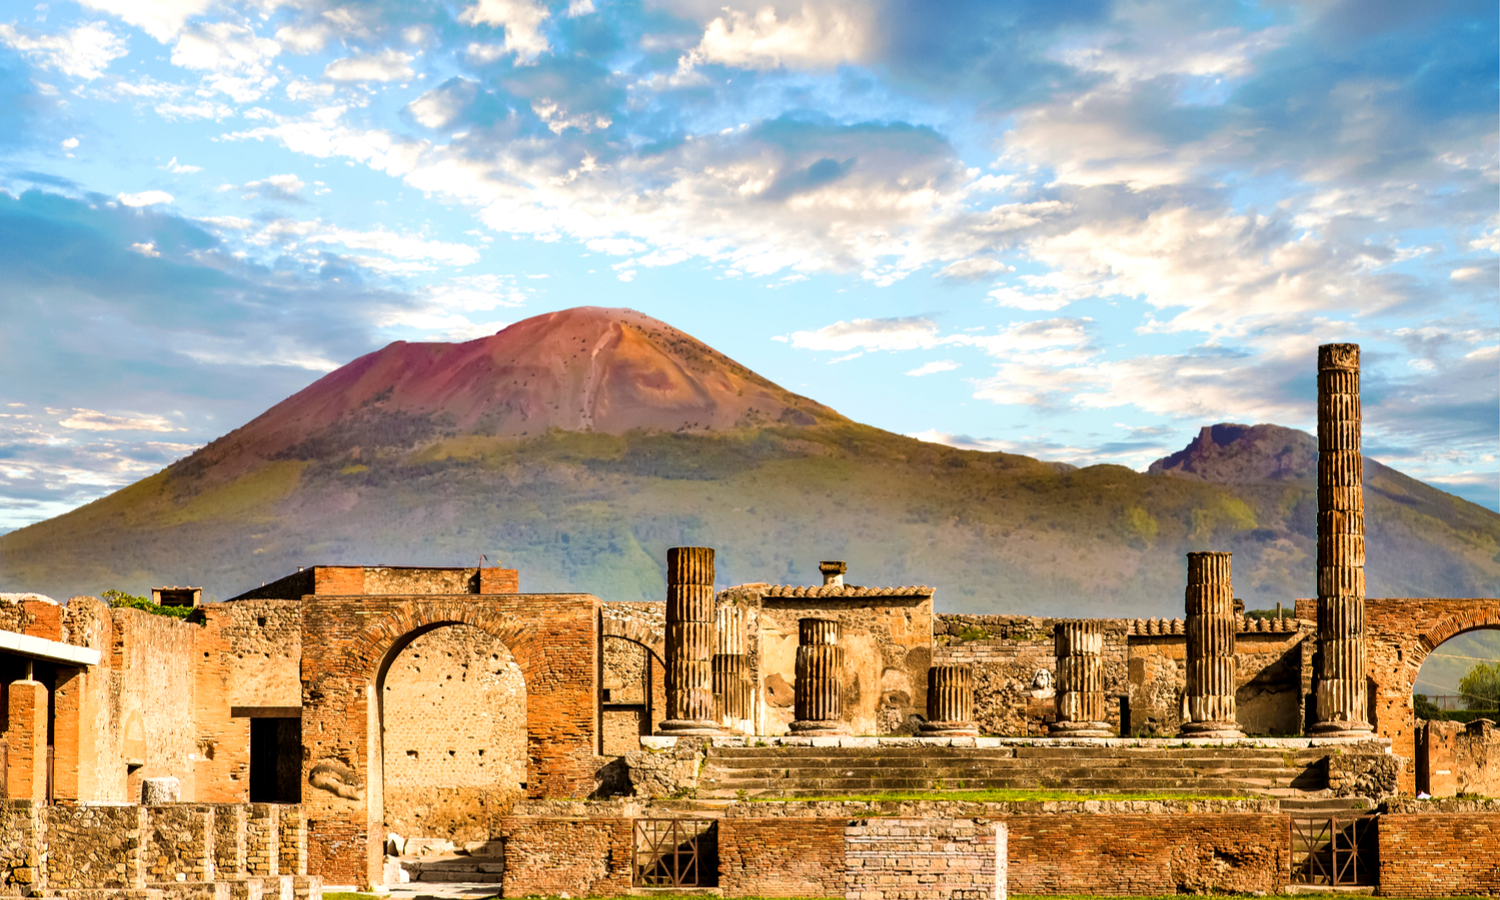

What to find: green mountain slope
left=2, top=309, right=1497, bottom=615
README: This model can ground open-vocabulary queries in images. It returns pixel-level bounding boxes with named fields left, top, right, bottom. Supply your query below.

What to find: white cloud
left=76, top=0, right=211, bottom=42
left=684, top=4, right=870, bottom=70
left=0, top=21, right=127, bottom=80
left=154, top=100, right=234, bottom=120
left=117, top=190, right=174, bottom=207
left=458, top=0, right=552, bottom=62
left=128, top=241, right=161, bottom=257
left=565, top=0, right=595, bottom=17
left=61, top=136, right=79, bottom=149
left=170, top=21, right=279, bottom=102
left=906, top=360, right=959, bottom=377
left=240, top=174, right=306, bottom=201
left=324, top=49, right=415, bottom=82
left=406, top=81, right=476, bottom=129
left=782, top=316, right=946, bottom=353
left=55, top=408, right=181, bottom=432
left=160, top=156, right=202, bottom=173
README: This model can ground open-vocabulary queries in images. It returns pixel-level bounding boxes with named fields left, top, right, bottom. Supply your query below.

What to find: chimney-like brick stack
left=790, top=618, right=849, bottom=735
left=920, top=664, right=978, bottom=736
left=1050, top=621, right=1112, bottom=737
left=1311, top=343, right=1373, bottom=736
left=1180, top=551, right=1244, bottom=738
left=659, top=546, right=722, bottom=734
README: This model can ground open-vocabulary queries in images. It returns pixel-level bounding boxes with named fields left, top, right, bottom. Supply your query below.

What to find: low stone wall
left=718, top=818, right=845, bottom=898
left=46, top=804, right=148, bottom=890
left=1378, top=813, right=1500, bottom=897
left=845, top=818, right=1003, bottom=900
left=146, top=804, right=215, bottom=882
left=491, top=816, right=632, bottom=899
left=0, top=801, right=42, bottom=894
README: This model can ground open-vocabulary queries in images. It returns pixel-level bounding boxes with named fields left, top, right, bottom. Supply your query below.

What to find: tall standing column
left=790, top=618, right=849, bottom=735
left=1312, top=343, right=1373, bottom=736
left=659, top=546, right=722, bottom=735
left=1050, top=621, right=1112, bottom=737
left=713, top=604, right=753, bottom=732
left=1181, top=551, right=1244, bottom=738
left=920, top=664, right=978, bottom=736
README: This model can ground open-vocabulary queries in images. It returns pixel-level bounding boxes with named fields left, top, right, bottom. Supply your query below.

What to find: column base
left=919, top=720, right=979, bottom=737
left=657, top=719, right=723, bottom=736
left=1307, top=719, right=1374, bottom=737
left=1179, top=721, right=1245, bottom=739
left=1048, top=721, right=1113, bottom=738
left=789, top=719, right=849, bottom=736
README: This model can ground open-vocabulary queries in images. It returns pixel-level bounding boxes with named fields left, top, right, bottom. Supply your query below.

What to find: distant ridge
left=2, top=307, right=1498, bottom=614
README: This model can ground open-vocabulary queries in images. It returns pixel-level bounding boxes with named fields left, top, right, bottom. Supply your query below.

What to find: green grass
left=746, top=788, right=1252, bottom=803
left=327, top=895, right=1495, bottom=900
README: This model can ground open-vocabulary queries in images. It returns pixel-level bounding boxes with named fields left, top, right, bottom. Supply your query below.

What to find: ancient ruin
left=1, top=342, right=1497, bottom=899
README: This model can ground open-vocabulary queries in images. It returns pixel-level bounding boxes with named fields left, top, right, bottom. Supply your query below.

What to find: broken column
left=920, top=664, right=978, bottom=736
left=659, top=546, right=722, bottom=735
left=790, top=618, right=849, bottom=735
left=1050, top=620, right=1112, bottom=737
left=713, top=604, right=753, bottom=731
left=1181, top=551, right=1244, bottom=738
left=1311, top=342, right=1373, bottom=736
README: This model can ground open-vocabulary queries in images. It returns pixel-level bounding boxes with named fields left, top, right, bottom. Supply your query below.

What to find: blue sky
left=0, top=0, right=1496, bottom=532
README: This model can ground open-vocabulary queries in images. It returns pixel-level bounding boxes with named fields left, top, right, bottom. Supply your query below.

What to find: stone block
left=143, top=777, right=182, bottom=805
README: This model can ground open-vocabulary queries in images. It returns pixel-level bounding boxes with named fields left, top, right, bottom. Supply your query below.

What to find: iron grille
left=1291, top=815, right=1376, bottom=886
left=633, top=818, right=716, bottom=887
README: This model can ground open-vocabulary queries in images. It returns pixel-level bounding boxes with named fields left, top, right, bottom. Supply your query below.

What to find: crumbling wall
left=1419, top=719, right=1500, bottom=797
left=753, top=591, right=932, bottom=736
left=212, top=601, right=302, bottom=709
left=718, top=817, right=845, bottom=898
left=110, top=608, right=201, bottom=801
left=601, top=601, right=666, bottom=753
left=936, top=615, right=1127, bottom=736
left=381, top=623, right=527, bottom=842
left=45, top=804, right=147, bottom=890
left=0, top=800, right=42, bottom=896
left=490, top=816, right=632, bottom=899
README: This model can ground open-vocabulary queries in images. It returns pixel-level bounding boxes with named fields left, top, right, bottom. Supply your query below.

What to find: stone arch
left=299, top=593, right=600, bottom=887
left=601, top=616, right=665, bottom=664
left=1419, top=609, right=1500, bottom=656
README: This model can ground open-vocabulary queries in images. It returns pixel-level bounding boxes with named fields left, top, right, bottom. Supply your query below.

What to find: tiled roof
left=726, top=583, right=934, bottom=599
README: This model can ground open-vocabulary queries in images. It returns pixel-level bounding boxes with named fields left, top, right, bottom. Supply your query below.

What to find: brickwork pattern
left=45, top=804, right=148, bottom=890
left=298, top=593, right=599, bottom=887
left=0, top=800, right=42, bottom=894
left=491, top=816, right=631, bottom=899
left=1378, top=814, right=1500, bottom=897
left=844, top=818, right=1002, bottom=900
left=717, top=818, right=845, bottom=898
left=146, top=805, right=215, bottom=882
left=246, top=804, right=280, bottom=876
left=381, top=623, right=526, bottom=841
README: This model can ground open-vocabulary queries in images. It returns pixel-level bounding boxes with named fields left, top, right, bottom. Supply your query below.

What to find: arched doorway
left=379, top=624, right=527, bottom=844
left=1411, top=625, right=1499, bottom=797
left=602, top=635, right=664, bottom=756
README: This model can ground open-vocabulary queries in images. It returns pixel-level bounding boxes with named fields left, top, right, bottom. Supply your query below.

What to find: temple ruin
left=1, top=343, right=1497, bottom=898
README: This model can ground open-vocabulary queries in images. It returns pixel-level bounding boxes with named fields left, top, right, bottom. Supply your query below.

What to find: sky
left=0, top=0, right=1496, bottom=534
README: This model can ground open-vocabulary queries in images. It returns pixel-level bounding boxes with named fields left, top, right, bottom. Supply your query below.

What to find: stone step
left=707, top=745, right=1306, bottom=759
left=705, top=755, right=1303, bottom=771
left=702, top=775, right=1289, bottom=792
left=399, top=857, right=506, bottom=884
left=702, top=766, right=1304, bottom=784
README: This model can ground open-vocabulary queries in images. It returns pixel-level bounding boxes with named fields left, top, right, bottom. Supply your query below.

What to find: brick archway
left=299, top=593, right=601, bottom=888
left=602, top=616, right=666, bottom=666
left=1419, top=609, right=1500, bottom=655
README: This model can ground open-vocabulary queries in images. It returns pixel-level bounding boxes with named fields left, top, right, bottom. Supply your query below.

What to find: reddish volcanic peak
left=196, top=306, right=841, bottom=469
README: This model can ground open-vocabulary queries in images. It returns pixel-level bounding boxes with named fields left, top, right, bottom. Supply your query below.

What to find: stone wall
left=845, top=818, right=1002, bottom=900
left=1418, top=719, right=1500, bottom=797
left=45, top=804, right=148, bottom=890
left=748, top=588, right=933, bottom=736
left=0, top=800, right=42, bottom=895
left=717, top=817, right=845, bottom=898
left=211, top=601, right=302, bottom=709
left=382, top=623, right=527, bottom=841
left=935, top=615, right=1126, bottom=736
left=1378, top=813, right=1500, bottom=897
left=490, top=816, right=632, bottom=899
left=146, top=804, right=214, bottom=882
left=108, top=608, right=202, bottom=802
left=601, top=600, right=666, bottom=754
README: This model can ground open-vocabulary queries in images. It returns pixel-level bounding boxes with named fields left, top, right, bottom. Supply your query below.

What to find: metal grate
left=633, top=818, right=716, bottom=887
left=1291, top=815, right=1376, bottom=886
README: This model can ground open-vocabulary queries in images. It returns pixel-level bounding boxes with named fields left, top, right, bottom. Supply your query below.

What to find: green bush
left=102, top=589, right=197, bottom=620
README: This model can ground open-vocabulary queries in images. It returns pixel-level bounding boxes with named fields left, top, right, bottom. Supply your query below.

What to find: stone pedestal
left=1050, top=621, right=1112, bottom=737
left=1311, top=343, right=1373, bottom=737
left=713, top=605, right=753, bottom=730
left=659, top=546, right=722, bottom=735
left=790, top=618, right=849, bottom=735
left=1181, top=551, right=1244, bottom=738
left=920, top=664, right=978, bottom=736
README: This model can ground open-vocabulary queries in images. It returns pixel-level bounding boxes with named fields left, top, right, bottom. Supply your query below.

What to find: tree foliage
left=101, top=589, right=195, bottom=620
left=1458, top=661, right=1500, bottom=711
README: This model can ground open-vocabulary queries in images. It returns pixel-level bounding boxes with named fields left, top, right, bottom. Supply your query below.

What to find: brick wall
left=1379, top=814, right=1500, bottom=897
left=382, top=623, right=526, bottom=841
left=717, top=818, right=845, bottom=898
left=845, top=818, right=1002, bottom=900
left=492, top=816, right=632, bottom=899
left=298, top=593, right=600, bottom=887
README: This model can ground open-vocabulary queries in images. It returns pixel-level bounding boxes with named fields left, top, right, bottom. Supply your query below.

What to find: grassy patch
left=747, top=788, right=1251, bottom=803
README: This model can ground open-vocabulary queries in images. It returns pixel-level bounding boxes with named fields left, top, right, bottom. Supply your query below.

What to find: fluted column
left=1311, top=343, right=1373, bottom=736
left=659, top=546, right=722, bottom=735
left=1181, top=552, right=1244, bottom=738
left=920, top=664, right=978, bottom=736
left=790, top=618, right=848, bottom=735
left=713, top=604, right=753, bottom=731
left=1050, top=620, right=1112, bottom=737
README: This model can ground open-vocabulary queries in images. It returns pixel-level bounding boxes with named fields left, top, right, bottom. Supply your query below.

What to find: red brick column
left=6, top=677, right=49, bottom=804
